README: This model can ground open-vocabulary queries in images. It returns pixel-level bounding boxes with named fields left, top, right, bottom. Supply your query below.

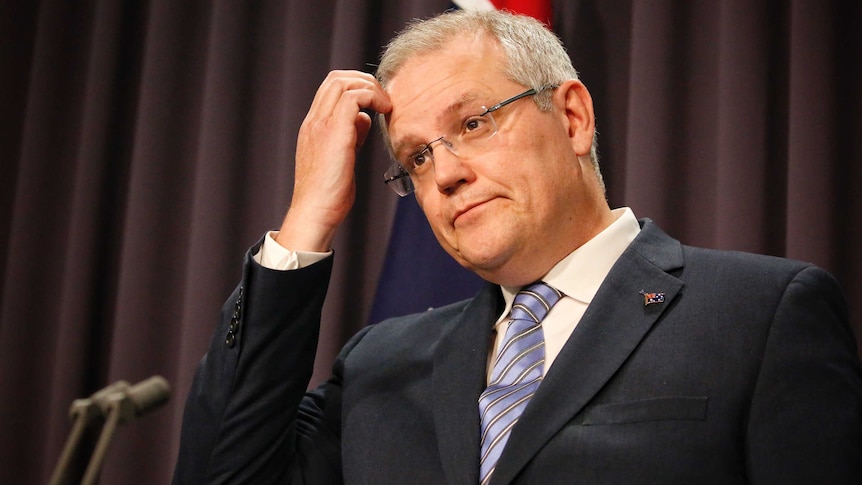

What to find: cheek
left=415, top=195, right=450, bottom=237
left=497, top=121, right=560, bottom=166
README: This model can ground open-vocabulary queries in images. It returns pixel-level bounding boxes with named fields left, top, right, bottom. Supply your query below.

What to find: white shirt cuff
left=253, top=231, right=332, bottom=270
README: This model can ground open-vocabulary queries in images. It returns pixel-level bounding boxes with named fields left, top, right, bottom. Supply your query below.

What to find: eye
left=407, top=146, right=431, bottom=169
left=462, top=115, right=490, bottom=135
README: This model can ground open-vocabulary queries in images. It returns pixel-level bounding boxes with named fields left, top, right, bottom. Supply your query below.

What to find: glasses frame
left=383, top=86, right=552, bottom=197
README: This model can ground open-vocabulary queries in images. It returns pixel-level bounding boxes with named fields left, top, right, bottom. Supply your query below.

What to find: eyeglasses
left=383, top=86, right=555, bottom=197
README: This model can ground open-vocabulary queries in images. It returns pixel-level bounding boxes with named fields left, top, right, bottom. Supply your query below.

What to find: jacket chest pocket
left=581, top=396, right=708, bottom=425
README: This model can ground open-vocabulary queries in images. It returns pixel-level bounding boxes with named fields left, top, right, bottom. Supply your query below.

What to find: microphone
left=111, top=375, right=171, bottom=424
left=81, top=376, right=171, bottom=485
left=69, top=380, right=132, bottom=422
left=48, top=381, right=131, bottom=485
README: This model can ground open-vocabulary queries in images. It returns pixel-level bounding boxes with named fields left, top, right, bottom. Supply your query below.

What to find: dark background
left=1, top=1, right=859, bottom=483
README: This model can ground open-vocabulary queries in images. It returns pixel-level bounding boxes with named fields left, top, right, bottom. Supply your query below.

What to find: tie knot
left=511, top=281, right=563, bottom=325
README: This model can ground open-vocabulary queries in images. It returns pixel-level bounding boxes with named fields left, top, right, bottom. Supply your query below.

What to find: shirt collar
left=498, top=207, right=641, bottom=318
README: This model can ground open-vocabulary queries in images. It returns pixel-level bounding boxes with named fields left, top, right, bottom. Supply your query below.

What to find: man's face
left=385, top=34, right=604, bottom=286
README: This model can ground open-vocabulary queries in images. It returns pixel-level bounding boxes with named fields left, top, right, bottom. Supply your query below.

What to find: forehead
left=385, top=35, right=511, bottom=144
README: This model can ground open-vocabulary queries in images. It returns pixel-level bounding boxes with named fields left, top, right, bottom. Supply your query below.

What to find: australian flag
left=640, top=291, right=666, bottom=306
left=368, top=0, right=553, bottom=323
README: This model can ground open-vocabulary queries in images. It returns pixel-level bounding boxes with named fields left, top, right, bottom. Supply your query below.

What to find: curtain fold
left=0, top=1, right=858, bottom=483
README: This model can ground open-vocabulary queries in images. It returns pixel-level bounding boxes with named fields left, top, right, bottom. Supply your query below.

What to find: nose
left=431, top=140, right=474, bottom=194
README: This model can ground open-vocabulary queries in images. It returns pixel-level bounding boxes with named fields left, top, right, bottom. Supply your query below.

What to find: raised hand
left=277, top=71, right=392, bottom=252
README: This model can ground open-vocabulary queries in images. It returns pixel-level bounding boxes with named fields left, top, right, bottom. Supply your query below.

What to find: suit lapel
left=433, top=282, right=503, bottom=485
left=491, top=220, right=686, bottom=484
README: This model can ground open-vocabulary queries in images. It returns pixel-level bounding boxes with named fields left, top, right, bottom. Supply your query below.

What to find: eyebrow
left=391, top=92, right=484, bottom=159
left=436, top=92, right=481, bottom=125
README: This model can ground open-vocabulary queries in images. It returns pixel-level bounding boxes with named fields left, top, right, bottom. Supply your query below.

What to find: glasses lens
left=381, top=89, right=533, bottom=197
left=384, top=163, right=414, bottom=197
left=460, top=114, right=497, bottom=143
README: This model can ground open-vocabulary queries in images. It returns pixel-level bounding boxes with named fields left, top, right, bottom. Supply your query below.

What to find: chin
left=453, top=246, right=512, bottom=278
left=437, top=228, right=517, bottom=275
left=456, top=242, right=551, bottom=286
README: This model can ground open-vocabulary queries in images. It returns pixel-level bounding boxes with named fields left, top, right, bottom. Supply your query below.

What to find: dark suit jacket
left=174, top=220, right=862, bottom=484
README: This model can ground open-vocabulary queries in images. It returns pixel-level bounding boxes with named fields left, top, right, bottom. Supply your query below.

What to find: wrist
left=275, top=208, right=338, bottom=252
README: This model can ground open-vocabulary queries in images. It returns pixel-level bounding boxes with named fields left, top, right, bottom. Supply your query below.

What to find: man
left=173, top=9, right=862, bottom=484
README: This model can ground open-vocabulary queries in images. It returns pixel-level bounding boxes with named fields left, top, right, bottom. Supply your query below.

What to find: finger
left=328, top=87, right=391, bottom=128
left=355, top=111, right=372, bottom=151
left=309, top=70, right=389, bottom=115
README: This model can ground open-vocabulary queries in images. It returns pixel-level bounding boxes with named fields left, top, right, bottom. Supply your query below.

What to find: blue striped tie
left=478, top=282, right=563, bottom=484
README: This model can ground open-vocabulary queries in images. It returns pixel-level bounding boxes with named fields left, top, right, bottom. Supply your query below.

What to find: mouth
left=453, top=198, right=494, bottom=225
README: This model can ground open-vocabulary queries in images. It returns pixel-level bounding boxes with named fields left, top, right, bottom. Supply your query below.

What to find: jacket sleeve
left=172, top=241, right=351, bottom=484
left=746, top=265, right=862, bottom=483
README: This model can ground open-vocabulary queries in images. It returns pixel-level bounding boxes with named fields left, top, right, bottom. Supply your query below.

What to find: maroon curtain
left=0, top=1, right=858, bottom=483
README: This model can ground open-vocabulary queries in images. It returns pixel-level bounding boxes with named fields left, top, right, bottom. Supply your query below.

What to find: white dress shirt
left=490, top=207, right=640, bottom=378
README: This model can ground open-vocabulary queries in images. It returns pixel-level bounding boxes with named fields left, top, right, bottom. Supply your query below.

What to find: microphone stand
left=80, top=399, right=123, bottom=485
left=80, top=376, right=170, bottom=485
left=48, top=381, right=130, bottom=485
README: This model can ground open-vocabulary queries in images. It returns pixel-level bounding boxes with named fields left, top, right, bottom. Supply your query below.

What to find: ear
left=556, top=79, right=595, bottom=157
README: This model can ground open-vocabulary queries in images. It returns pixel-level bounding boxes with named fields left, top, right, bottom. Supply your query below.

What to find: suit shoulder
left=681, top=245, right=818, bottom=277
left=677, top=245, right=845, bottom=308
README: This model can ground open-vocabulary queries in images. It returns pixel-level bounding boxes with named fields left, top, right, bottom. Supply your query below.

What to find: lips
left=453, top=198, right=494, bottom=224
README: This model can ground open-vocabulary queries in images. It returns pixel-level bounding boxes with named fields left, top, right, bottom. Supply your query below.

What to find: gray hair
left=376, top=9, right=602, bottom=186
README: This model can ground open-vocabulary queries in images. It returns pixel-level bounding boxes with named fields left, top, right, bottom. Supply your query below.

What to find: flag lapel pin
left=639, top=290, right=665, bottom=306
